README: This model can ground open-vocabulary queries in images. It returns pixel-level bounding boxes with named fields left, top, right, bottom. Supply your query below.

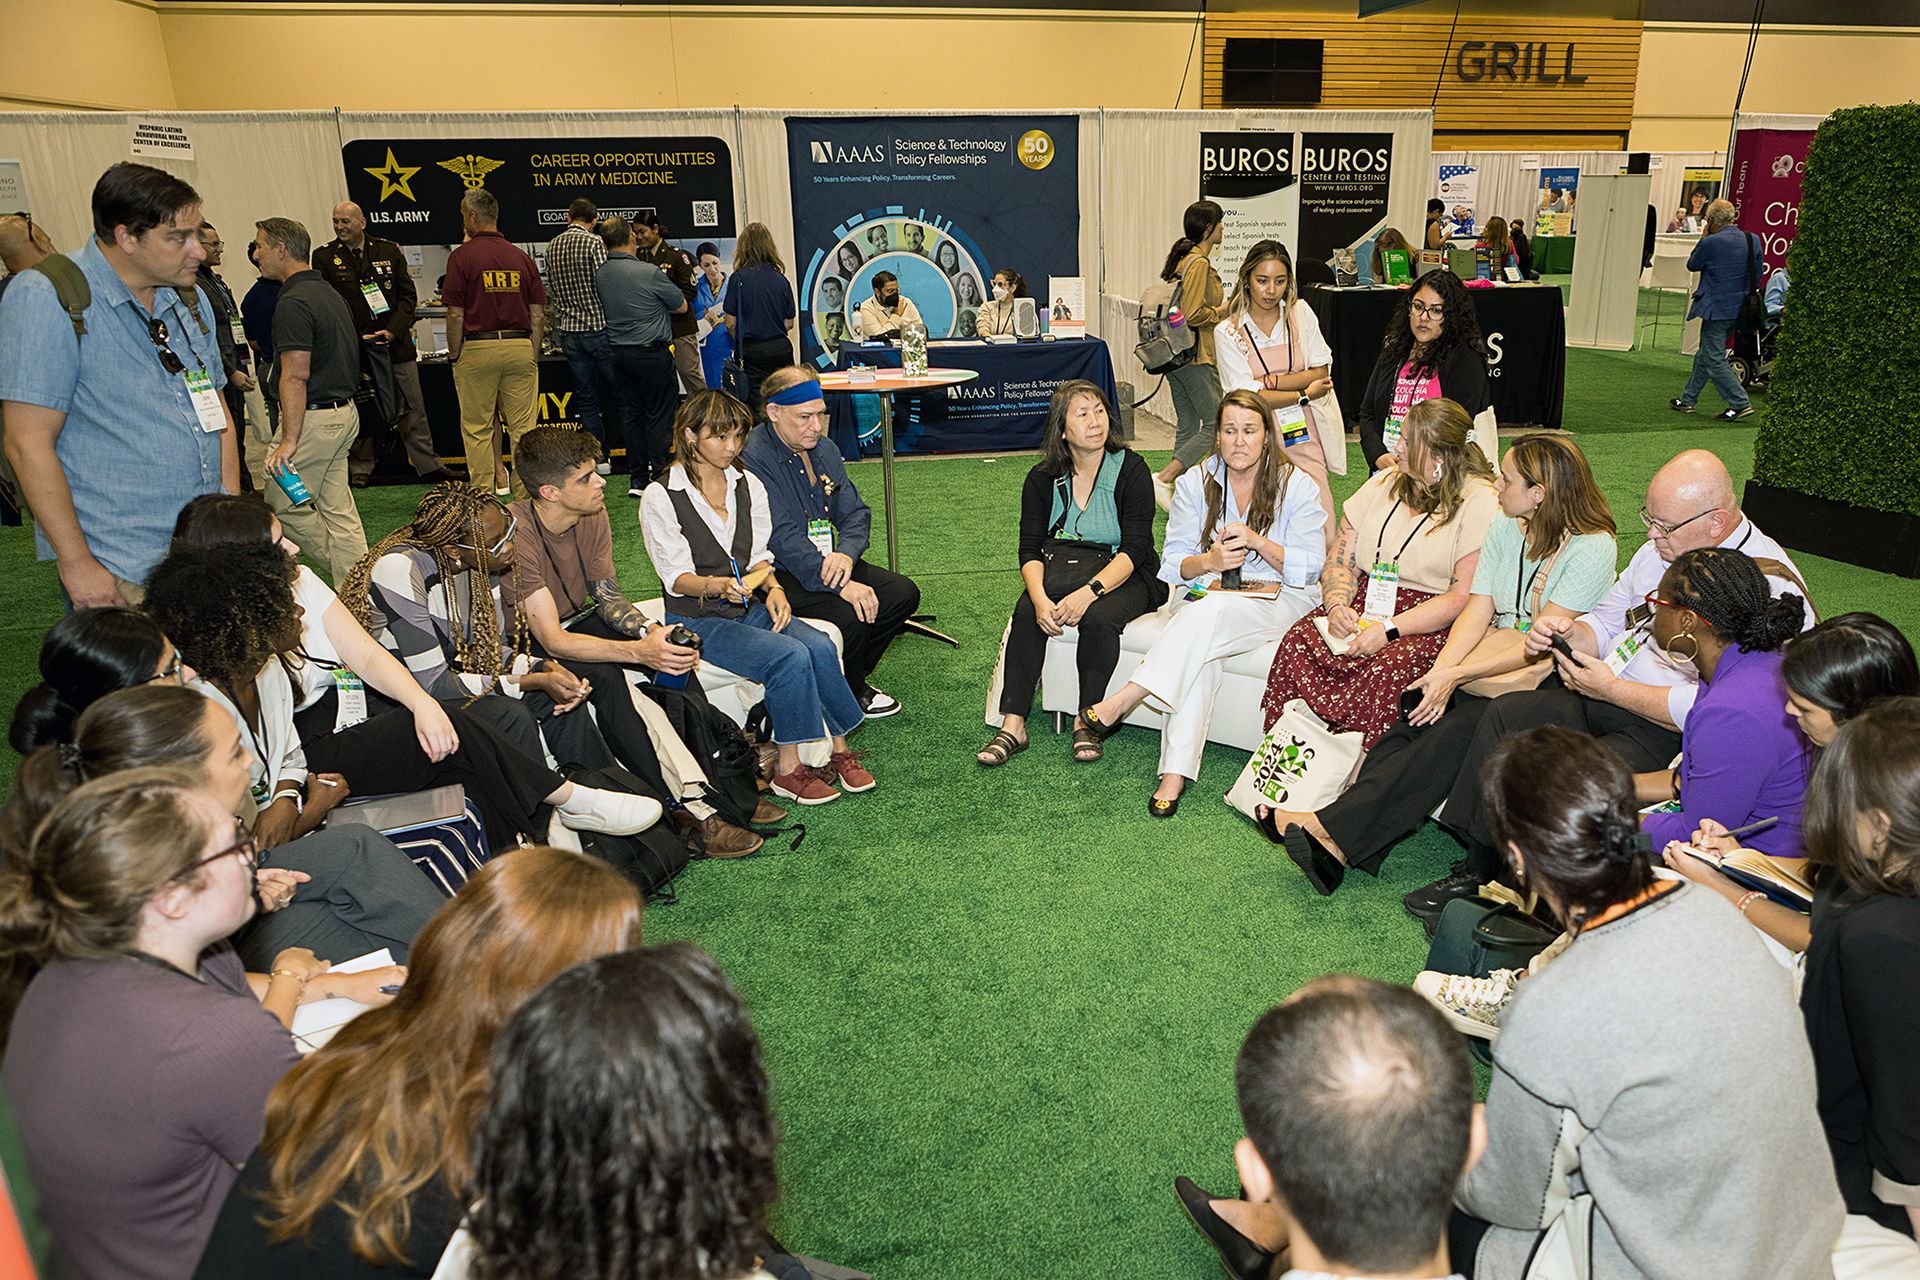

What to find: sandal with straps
left=1071, top=725, right=1105, bottom=763
left=975, top=729, right=1029, bottom=768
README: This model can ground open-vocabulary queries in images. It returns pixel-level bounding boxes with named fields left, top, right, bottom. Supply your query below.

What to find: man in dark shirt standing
left=254, top=216, right=368, bottom=582
left=594, top=217, right=686, bottom=492
left=195, top=223, right=256, bottom=482
left=315, top=200, right=445, bottom=485
left=544, top=199, right=622, bottom=472
left=633, top=216, right=703, bottom=393
left=445, top=188, right=545, bottom=499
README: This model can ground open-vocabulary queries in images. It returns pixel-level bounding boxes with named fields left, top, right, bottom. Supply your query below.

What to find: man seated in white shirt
left=1405, top=448, right=1814, bottom=922
left=853, top=271, right=922, bottom=341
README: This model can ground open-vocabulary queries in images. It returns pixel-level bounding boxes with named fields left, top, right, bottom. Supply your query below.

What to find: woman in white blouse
left=1080, top=390, right=1326, bottom=817
left=1213, top=240, right=1340, bottom=549
left=639, top=390, right=873, bottom=807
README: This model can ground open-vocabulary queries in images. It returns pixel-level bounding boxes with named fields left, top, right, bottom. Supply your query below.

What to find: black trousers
left=740, top=336, right=794, bottom=414
left=997, top=575, right=1159, bottom=719
left=1320, top=692, right=1495, bottom=876
left=611, top=343, right=679, bottom=478
left=1440, top=679, right=1684, bottom=880
left=774, top=561, right=920, bottom=695
left=296, top=700, right=565, bottom=849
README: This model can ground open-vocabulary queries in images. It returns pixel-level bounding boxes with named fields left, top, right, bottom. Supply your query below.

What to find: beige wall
left=0, top=0, right=175, bottom=109
left=154, top=3, right=1206, bottom=111
left=1631, top=21, right=1920, bottom=150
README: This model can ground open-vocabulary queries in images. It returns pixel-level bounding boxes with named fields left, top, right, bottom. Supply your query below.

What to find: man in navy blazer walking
left=1671, top=199, right=1763, bottom=422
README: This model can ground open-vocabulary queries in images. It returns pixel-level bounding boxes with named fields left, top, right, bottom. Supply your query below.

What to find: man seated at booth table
left=1174, top=976, right=1483, bottom=1280
left=742, top=367, right=920, bottom=718
left=508, top=425, right=775, bottom=855
left=855, top=271, right=922, bottom=341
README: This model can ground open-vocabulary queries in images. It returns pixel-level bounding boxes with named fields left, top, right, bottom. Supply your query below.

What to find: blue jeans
left=667, top=602, right=865, bottom=745
left=1681, top=315, right=1750, bottom=411
left=556, top=328, right=621, bottom=451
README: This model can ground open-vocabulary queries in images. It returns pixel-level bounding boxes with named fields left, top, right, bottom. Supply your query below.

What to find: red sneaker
left=828, top=750, right=876, bottom=793
left=770, top=766, right=840, bottom=806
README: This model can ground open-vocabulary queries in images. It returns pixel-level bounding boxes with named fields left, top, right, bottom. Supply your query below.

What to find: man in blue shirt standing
left=1671, top=199, right=1762, bottom=423
left=741, top=365, right=919, bottom=717
left=0, top=163, right=236, bottom=607
left=595, top=216, right=687, bottom=493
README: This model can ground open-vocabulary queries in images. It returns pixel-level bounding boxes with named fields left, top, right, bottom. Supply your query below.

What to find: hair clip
left=57, top=741, right=83, bottom=777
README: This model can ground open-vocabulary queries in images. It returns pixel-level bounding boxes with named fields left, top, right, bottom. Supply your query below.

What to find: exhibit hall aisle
left=1, top=339, right=1916, bottom=1277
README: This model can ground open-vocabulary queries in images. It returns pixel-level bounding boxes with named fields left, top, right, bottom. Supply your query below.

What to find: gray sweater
left=1459, top=883, right=1843, bottom=1279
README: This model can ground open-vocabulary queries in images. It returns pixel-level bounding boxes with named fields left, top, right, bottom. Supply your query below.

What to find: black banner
left=1297, top=132, right=1394, bottom=271
left=340, top=136, right=736, bottom=246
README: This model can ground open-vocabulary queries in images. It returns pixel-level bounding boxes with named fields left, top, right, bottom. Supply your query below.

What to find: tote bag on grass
left=1225, top=698, right=1363, bottom=819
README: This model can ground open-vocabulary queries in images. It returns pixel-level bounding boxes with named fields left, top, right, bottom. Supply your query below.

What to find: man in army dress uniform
left=316, top=200, right=448, bottom=484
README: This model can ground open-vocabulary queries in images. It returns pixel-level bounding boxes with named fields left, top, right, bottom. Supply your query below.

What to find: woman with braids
left=167, top=495, right=659, bottom=849
left=468, top=944, right=804, bottom=1280
left=1077, top=390, right=1325, bottom=818
left=1352, top=268, right=1493, bottom=473
left=641, top=390, right=874, bottom=807
left=195, top=849, right=644, bottom=1279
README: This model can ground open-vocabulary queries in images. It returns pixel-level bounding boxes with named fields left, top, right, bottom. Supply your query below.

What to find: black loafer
left=1148, top=793, right=1180, bottom=819
left=1282, top=824, right=1345, bottom=896
left=1173, top=1176, right=1274, bottom=1280
left=1078, top=703, right=1121, bottom=742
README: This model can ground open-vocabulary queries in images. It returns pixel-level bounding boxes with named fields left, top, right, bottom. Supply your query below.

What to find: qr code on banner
left=692, top=200, right=718, bottom=228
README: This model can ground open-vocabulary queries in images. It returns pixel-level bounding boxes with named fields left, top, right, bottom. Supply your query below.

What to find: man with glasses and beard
left=0, top=163, right=238, bottom=608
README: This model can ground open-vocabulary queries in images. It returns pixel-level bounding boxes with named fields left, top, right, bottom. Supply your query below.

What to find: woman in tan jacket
left=1153, top=199, right=1226, bottom=507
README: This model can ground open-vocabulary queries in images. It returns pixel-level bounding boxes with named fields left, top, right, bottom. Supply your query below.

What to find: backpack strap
left=1749, top=556, right=1817, bottom=621
left=174, top=282, right=211, bottom=336
left=28, top=254, right=92, bottom=340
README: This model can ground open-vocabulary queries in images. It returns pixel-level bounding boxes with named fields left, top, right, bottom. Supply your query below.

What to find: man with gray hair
left=444, top=187, right=545, bottom=498
left=1671, top=197, right=1763, bottom=422
left=254, top=215, right=368, bottom=581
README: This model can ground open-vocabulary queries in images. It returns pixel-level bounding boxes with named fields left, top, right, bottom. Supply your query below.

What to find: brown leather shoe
left=752, top=796, right=789, bottom=824
left=696, top=815, right=763, bottom=858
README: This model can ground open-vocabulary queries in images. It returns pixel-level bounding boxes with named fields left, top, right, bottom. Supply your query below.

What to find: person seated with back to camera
left=742, top=366, right=921, bottom=720
left=508, top=425, right=777, bottom=857
left=977, top=379, right=1160, bottom=768
left=1173, top=975, right=1485, bottom=1280
left=854, top=271, right=921, bottom=340
left=971, top=269, right=1030, bottom=337
left=1261, top=433, right=1616, bottom=898
left=1078, top=389, right=1324, bottom=818
left=640, top=389, right=875, bottom=807
left=193, top=848, right=646, bottom=1280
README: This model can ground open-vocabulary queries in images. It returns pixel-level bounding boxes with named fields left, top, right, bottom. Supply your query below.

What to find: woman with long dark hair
left=468, top=944, right=783, bottom=1280
left=977, top=380, right=1160, bottom=768
left=194, top=848, right=645, bottom=1279
left=1152, top=199, right=1227, bottom=501
left=1352, top=269, right=1492, bottom=473
left=973, top=268, right=1029, bottom=337
left=7, top=606, right=179, bottom=755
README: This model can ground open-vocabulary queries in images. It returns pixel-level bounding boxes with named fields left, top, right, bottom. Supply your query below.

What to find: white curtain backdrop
left=1427, top=149, right=1729, bottom=236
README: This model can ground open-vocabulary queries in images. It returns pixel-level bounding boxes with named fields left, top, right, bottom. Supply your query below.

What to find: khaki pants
left=242, top=384, right=276, bottom=490
left=671, top=336, right=706, bottom=392
left=452, top=338, right=538, bottom=499
left=268, top=402, right=368, bottom=584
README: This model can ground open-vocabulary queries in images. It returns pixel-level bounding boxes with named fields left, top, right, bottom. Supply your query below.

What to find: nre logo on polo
left=481, top=269, right=523, bottom=293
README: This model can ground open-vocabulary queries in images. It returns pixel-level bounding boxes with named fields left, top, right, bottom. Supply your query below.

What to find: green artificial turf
left=2, top=336, right=1916, bottom=1278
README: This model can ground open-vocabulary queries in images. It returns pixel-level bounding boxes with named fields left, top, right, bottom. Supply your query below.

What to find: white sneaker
left=861, top=686, right=901, bottom=718
left=1151, top=473, right=1174, bottom=512
left=556, top=787, right=663, bottom=836
left=1412, top=968, right=1520, bottom=1042
left=595, top=461, right=612, bottom=476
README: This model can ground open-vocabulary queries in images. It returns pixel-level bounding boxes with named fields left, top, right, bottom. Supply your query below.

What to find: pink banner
left=1728, top=126, right=1815, bottom=275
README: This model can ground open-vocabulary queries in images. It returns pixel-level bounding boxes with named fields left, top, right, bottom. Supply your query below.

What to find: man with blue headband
left=741, top=365, right=921, bottom=717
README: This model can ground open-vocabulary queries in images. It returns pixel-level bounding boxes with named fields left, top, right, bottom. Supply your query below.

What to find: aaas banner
left=1200, top=132, right=1300, bottom=270
left=1728, top=127, right=1813, bottom=275
left=785, top=116, right=1079, bottom=365
left=339, top=137, right=737, bottom=246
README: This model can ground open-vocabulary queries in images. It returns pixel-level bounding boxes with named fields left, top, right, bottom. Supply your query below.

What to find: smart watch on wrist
left=1384, top=623, right=1402, bottom=643
left=1088, top=579, right=1107, bottom=598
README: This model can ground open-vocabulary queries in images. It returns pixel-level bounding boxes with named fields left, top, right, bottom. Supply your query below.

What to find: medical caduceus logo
left=439, top=154, right=506, bottom=190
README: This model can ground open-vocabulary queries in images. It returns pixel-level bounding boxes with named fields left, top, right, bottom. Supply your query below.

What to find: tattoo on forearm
left=592, top=579, right=648, bottom=638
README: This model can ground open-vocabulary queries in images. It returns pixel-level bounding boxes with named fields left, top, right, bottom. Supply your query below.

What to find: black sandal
left=975, top=729, right=1029, bottom=767
left=1173, top=1176, right=1275, bottom=1280
left=1282, top=823, right=1346, bottom=896
left=1071, top=725, right=1104, bottom=762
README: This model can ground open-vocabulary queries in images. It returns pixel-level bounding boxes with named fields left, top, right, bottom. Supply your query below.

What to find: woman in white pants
left=1080, top=390, right=1326, bottom=817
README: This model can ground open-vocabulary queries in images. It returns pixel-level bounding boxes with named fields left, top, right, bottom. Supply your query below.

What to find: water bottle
left=273, top=467, right=315, bottom=508
left=901, top=322, right=928, bottom=378
left=1168, top=304, right=1187, bottom=332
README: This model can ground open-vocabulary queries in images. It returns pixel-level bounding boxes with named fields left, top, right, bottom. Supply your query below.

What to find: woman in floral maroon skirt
left=1257, top=396, right=1497, bottom=777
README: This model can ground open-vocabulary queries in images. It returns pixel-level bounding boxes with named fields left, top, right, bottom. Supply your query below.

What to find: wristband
left=268, top=968, right=309, bottom=988
left=273, top=787, right=304, bottom=816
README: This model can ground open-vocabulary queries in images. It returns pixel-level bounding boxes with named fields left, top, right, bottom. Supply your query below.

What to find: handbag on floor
left=1224, top=698, right=1364, bottom=819
left=328, top=784, right=491, bottom=897
left=558, top=764, right=694, bottom=902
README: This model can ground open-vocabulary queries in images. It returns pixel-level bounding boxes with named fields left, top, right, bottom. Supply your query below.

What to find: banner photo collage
left=1200, top=132, right=1395, bottom=278
left=785, top=115, right=1079, bottom=366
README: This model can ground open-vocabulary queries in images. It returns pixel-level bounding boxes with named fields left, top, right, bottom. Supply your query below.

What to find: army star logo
left=363, top=148, right=421, bottom=203
left=439, top=154, right=506, bottom=190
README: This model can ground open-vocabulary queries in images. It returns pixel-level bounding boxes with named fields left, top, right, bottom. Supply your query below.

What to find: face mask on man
left=992, top=285, right=1010, bottom=302
left=882, top=293, right=900, bottom=309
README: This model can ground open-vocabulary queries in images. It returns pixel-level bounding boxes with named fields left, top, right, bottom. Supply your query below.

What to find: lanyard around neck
left=1373, top=498, right=1431, bottom=566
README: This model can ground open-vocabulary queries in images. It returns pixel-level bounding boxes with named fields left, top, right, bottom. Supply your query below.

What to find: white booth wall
left=1428, top=149, right=1729, bottom=236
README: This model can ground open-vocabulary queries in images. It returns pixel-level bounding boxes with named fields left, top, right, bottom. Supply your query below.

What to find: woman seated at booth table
left=1476, top=216, right=1522, bottom=277
left=1369, top=226, right=1414, bottom=282
left=1078, top=390, right=1324, bottom=817
left=1256, top=396, right=1496, bottom=770
left=1353, top=268, right=1493, bottom=474
left=977, top=379, right=1160, bottom=768
left=1259, top=433, right=1616, bottom=895
left=972, top=268, right=1030, bottom=337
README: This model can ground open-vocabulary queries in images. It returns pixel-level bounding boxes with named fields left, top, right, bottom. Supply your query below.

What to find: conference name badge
left=360, top=281, right=391, bottom=317
left=1272, top=401, right=1311, bottom=448
left=1604, top=632, right=1643, bottom=676
left=1382, top=415, right=1404, bottom=456
left=807, top=518, right=835, bottom=558
left=229, top=316, right=247, bottom=348
left=1363, top=559, right=1400, bottom=622
left=185, top=369, right=228, bottom=433
left=333, top=670, right=369, bottom=733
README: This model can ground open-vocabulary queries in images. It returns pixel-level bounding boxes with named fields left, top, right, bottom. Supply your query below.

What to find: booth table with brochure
left=1304, top=284, right=1567, bottom=432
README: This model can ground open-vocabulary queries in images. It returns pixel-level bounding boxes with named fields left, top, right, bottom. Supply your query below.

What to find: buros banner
left=1199, top=132, right=1393, bottom=276
left=340, top=136, right=737, bottom=246
left=785, top=115, right=1079, bottom=365
left=1728, top=127, right=1813, bottom=275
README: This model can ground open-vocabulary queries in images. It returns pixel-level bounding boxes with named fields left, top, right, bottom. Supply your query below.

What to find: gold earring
left=1665, top=628, right=1700, bottom=664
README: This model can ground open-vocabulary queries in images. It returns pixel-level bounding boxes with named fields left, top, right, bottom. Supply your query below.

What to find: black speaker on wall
left=1626, top=152, right=1651, bottom=174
